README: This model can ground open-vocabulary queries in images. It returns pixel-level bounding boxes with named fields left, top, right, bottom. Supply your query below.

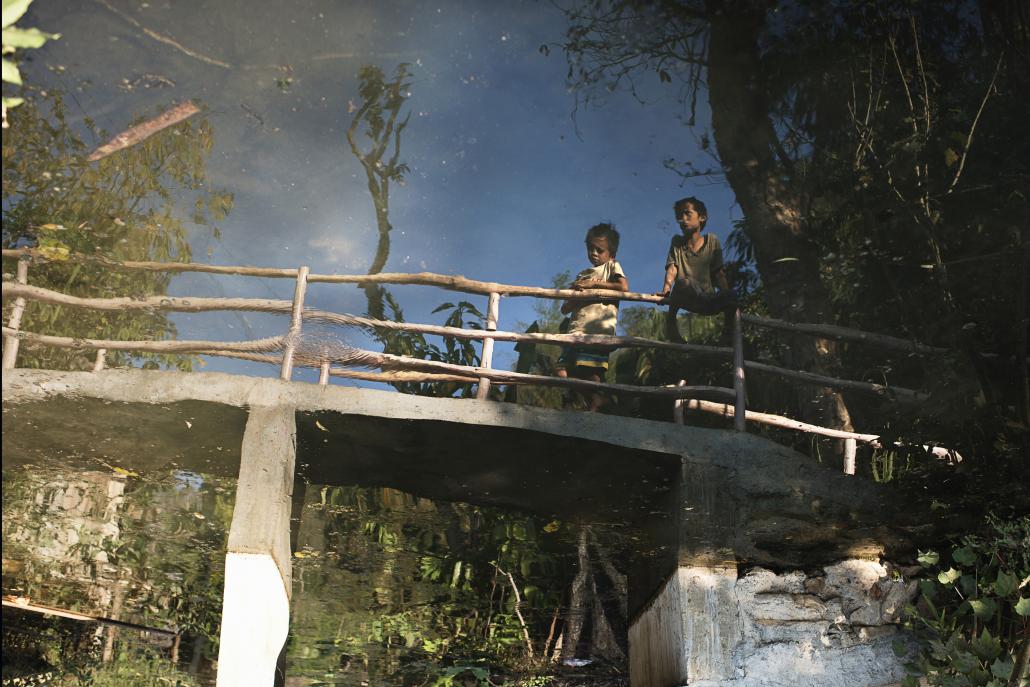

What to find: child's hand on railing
left=572, top=278, right=599, bottom=291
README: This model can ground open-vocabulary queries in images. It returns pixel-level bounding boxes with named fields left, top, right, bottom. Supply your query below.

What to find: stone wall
left=630, top=560, right=918, bottom=687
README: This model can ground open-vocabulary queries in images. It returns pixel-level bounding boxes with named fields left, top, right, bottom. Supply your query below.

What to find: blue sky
left=20, top=0, right=739, bottom=383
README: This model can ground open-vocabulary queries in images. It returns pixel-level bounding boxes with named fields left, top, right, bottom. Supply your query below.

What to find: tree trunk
left=707, top=3, right=855, bottom=438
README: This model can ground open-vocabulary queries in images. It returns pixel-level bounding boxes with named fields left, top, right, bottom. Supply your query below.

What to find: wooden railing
left=1, top=248, right=959, bottom=468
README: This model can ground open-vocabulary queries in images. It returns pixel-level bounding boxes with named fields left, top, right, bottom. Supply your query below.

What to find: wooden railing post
left=2, top=258, right=30, bottom=370
left=279, top=266, right=309, bottom=381
left=733, top=308, right=746, bottom=432
left=843, top=438, right=857, bottom=475
left=673, top=379, right=687, bottom=425
left=318, top=360, right=330, bottom=386
left=476, top=292, right=500, bottom=400
left=92, top=349, right=107, bottom=372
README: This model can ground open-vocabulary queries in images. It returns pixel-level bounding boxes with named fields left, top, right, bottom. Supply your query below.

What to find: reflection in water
left=288, top=485, right=634, bottom=685
left=1, top=90, right=233, bottom=372
left=2, top=462, right=234, bottom=685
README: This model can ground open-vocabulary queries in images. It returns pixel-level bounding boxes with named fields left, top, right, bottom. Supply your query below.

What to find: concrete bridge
left=3, top=367, right=919, bottom=686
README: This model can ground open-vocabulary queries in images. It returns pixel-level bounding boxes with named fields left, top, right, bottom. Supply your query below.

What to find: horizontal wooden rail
left=2, top=248, right=957, bottom=355
left=232, top=348, right=733, bottom=401
left=1, top=328, right=285, bottom=354
left=4, top=327, right=734, bottom=401
left=0, top=281, right=722, bottom=353
left=0, top=248, right=661, bottom=304
left=744, top=360, right=922, bottom=401
left=194, top=349, right=482, bottom=384
left=2, top=282, right=921, bottom=400
left=681, top=399, right=961, bottom=462
left=740, top=313, right=947, bottom=355
left=2, top=597, right=177, bottom=637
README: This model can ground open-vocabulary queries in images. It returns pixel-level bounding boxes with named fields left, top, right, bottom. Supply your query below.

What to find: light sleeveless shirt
left=566, top=260, right=626, bottom=336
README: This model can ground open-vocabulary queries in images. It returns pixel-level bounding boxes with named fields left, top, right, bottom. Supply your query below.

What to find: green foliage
left=2, top=0, right=58, bottom=125
left=511, top=271, right=571, bottom=409
left=370, top=292, right=484, bottom=397
left=2, top=464, right=234, bottom=664
left=899, top=513, right=1030, bottom=686
left=431, top=665, right=490, bottom=687
left=347, top=62, right=413, bottom=283
left=2, top=91, right=232, bottom=371
left=287, top=486, right=586, bottom=683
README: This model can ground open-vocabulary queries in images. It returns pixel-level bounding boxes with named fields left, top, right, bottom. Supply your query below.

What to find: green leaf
left=892, top=639, right=909, bottom=657
left=2, top=0, right=33, bottom=29
left=938, top=567, right=962, bottom=585
left=2, top=56, right=22, bottom=85
left=1015, top=596, right=1030, bottom=616
left=992, top=571, right=1017, bottom=597
left=919, top=579, right=938, bottom=600
left=952, top=545, right=976, bottom=566
left=952, top=649, right=980, bottom=674
left=917, top=550, right=940, bottom=567
left=989, top=657, right=1013, bottom=679
left=969, top=627, right=1002, bottom=661
left=959, top=574, right=977, bottom=596
left=968, top=597, right=997, bottom=621
left=2, top=25, right=58, bottom=48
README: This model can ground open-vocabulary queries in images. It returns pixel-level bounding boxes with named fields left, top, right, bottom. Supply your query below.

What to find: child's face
left=586, top=236, right=612, bottom=266
left=676, top=203, right=706, bottom=235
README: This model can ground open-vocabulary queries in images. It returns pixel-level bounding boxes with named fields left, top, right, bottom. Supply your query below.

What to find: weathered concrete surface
left=218, top=403, right=296, bottom=687
left=226, top=403, right=296, bottom=588
left=631, top=561, right=916, bottom=687
left=3, top=369, right=918, bottom=607
left=729, top=561, right=915, bottom=687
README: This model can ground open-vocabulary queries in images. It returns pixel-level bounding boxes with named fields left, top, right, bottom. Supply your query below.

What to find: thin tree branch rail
left=1, top=328, right=286, bottom=354
left=680, top=398, right=961, bottom=463
left=1, top=281, right=923, bottom=398
left=2, top=597, right=178, bottom=637
left=1, top=249, right=951, bottom=354
left=3, top=328, right=733, bottom=402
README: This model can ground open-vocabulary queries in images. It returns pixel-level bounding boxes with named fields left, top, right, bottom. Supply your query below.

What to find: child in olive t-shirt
left=657, top=196, right=736, bottom=342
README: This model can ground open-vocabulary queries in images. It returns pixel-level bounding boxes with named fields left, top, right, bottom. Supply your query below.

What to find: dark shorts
left=665, top=283, right=737, bottom=315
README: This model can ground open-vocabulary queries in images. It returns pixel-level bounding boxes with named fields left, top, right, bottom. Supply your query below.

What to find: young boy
left=657, top=196, right=736, bottom=342
left=555, top=223, right=630, bottom=411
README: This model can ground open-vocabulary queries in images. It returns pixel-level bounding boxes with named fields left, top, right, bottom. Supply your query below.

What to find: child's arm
left=572, top=269, right=626, bottom=292
left=573, top=275, right=629, bottom=291
left=714, top=266, right=730, bottom=291
left=657, top=264, right=677, bottom=296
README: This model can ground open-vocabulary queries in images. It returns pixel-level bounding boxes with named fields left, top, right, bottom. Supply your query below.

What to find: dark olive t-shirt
left=665, top=234, right=724, bottom=294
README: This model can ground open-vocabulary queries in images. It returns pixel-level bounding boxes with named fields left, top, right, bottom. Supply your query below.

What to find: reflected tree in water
left=288, top=485, right=632, bottom=682
left=345, top=64, right=484, bottom=397
left=346, top=62, right=412, bottom=321
left=1, top=92, right=234, bottom=371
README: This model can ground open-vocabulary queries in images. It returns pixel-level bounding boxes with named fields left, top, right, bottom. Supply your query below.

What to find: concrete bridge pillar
left=216, top=403, right=296, bottom=687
